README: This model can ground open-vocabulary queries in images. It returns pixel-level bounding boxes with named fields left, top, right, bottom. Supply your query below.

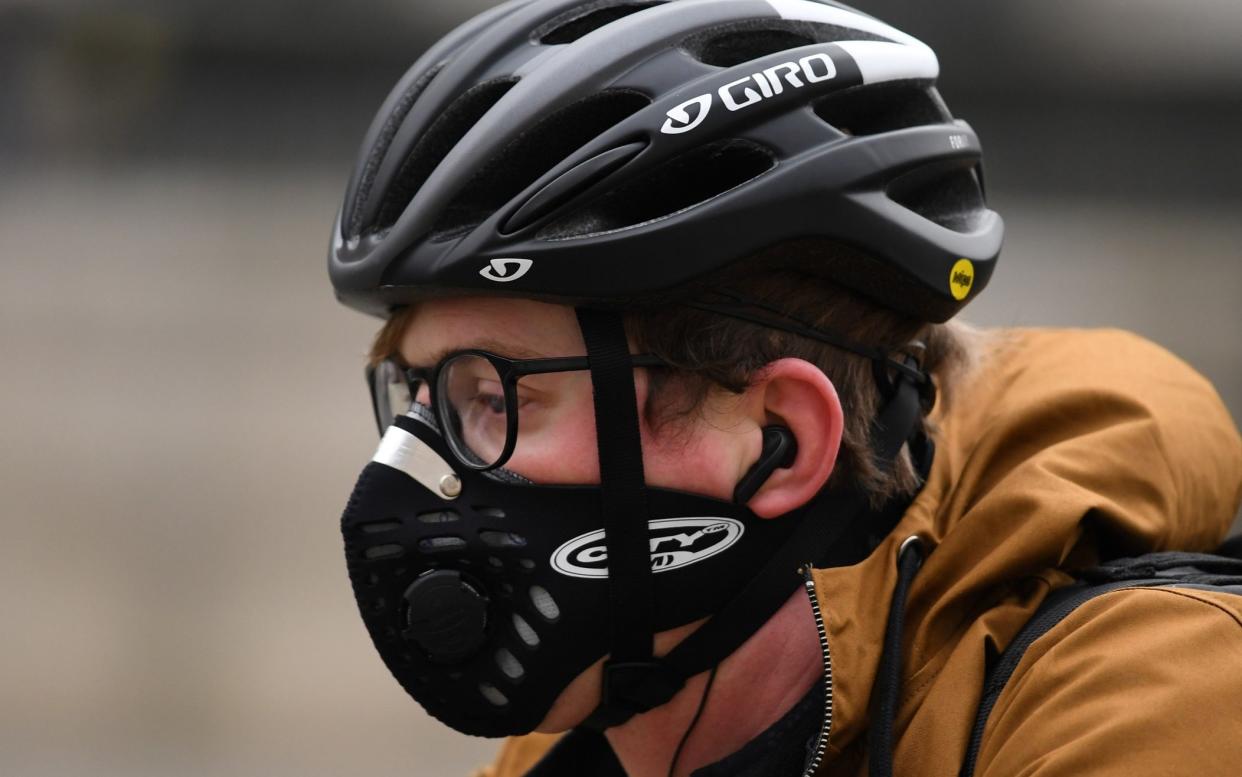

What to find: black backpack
left=959, top=538, right=1242, bottom=777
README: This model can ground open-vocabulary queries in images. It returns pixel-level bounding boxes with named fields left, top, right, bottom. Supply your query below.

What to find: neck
left=604, top=590, right=823, bottom=777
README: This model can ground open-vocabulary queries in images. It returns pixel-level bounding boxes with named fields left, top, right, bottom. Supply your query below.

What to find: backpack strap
left=1081, top=550, right=1242, bottom=586
left=959, top=550, right=1242, bottom=777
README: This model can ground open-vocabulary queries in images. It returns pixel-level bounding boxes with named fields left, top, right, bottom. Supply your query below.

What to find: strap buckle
left=585, top=660, right=686, bottom=730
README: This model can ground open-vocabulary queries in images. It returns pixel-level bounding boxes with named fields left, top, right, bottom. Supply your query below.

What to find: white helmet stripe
left=835, top=40, right=939, bottom=84
left=764, top=0, right=924, bottom=48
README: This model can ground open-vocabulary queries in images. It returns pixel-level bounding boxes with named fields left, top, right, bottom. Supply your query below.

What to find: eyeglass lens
left=439, top=353, right=509, bottom=469
left=372, top=360, right=417, bottom=433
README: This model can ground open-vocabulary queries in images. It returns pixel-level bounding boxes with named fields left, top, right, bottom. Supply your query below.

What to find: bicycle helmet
left=329, top=0, right=1002, bottom=321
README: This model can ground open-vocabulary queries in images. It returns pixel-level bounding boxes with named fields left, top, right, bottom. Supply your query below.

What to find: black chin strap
left=580, top=341, right=932, bottom=731
left=575, top=309, right=659, bottom=704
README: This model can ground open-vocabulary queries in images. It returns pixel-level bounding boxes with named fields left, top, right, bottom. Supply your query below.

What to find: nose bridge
left=415, top=385, right=433, bottom=407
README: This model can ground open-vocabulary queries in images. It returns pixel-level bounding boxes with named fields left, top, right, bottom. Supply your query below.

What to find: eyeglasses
left=367, top=350, right=666, bottom=471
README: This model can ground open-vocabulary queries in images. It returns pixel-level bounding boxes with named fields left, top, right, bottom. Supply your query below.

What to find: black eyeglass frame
left=366, top=349, right=667, bottom=472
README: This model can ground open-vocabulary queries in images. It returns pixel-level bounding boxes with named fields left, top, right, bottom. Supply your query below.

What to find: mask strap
left=581, top=360, right=928, bottom=730
left=575, top=308, right=660, bottom=704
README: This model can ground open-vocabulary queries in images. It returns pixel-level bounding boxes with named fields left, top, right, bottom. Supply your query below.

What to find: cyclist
left=328, top=2, right=1242, bottom=775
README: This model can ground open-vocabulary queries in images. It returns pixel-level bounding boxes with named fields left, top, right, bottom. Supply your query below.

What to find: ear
left=744, top=358, right=844, bottom=518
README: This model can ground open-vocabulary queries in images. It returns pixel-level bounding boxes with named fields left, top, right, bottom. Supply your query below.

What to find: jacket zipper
left=801, top=565, right=833, bottom=777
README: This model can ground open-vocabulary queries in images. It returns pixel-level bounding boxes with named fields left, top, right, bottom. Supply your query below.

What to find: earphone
left=732, top=426, right=799, bottom=506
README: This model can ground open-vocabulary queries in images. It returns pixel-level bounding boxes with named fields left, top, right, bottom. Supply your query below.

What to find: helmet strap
left=575, top=307, right=661, bottom=714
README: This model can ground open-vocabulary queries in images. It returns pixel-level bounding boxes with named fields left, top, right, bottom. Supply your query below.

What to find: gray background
left=1, top=1, right=1240, bottom=775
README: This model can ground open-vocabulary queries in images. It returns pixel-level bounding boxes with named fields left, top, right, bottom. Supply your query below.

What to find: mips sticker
left=949, top=258, right=975, bottom=301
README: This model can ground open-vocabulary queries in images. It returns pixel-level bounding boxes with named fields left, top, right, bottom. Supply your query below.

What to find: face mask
left=340, top=404, right=816, bottom=736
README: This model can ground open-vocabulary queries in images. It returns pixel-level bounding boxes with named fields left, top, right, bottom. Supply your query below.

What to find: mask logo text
left=551, top=518, right=745, bottom=578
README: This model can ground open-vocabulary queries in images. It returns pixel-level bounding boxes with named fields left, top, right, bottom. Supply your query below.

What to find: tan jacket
left=477, top=328, right=1242, bottom=776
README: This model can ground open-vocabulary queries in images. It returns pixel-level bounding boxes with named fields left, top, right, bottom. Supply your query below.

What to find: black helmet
left=329, top=0, right=1003, bottom=322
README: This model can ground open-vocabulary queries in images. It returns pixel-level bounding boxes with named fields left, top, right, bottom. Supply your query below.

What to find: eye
left=474, top=390, right=506, bottom=415
left=439, top=353, right=512, bottom=468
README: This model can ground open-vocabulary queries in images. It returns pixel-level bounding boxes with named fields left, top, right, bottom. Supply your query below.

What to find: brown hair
left=369, top=306, right=419, bottom=368
left=367, top=247, right=986, bottom=508
left=624, top=273, right=983, bottom=509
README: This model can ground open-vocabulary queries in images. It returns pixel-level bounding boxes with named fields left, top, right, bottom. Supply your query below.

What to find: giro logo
left=659, top=53, right=839, bottom=136
left=661, top=94, right=712, bottom=135
left=550, top=518, right=745, bottom=579
left=479, top=258, right=533, bottom=283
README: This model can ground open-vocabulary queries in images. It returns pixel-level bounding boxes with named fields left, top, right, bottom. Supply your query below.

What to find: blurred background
left=1, top=0, right=1239, bottom=775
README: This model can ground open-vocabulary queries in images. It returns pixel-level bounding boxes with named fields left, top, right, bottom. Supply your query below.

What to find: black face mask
left=340, top=405, right=817, bottom=736
left=339, top=308, right=927, bottom=738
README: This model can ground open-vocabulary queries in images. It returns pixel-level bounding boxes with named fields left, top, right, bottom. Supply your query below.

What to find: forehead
left=398, top=296, right=585, bottom=366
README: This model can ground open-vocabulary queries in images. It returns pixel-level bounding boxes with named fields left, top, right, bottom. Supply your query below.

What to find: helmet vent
left=887, top=161, right=986, bottom=234
left=537, top=139, right=776, bottom=240
left=371, top=77, right=519, bottom=233
left=535, top=2, right=664, bottom=45
left=432, top=89, right=651, bottom=241
left=350, top=61, right=446, bottom=238
left=684, top=19, right=893, bottom=68
left=812, top=81, right=950, bottom=137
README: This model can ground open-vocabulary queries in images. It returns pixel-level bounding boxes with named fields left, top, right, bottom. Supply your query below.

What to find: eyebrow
left=404, top=338, right=554, bottom=368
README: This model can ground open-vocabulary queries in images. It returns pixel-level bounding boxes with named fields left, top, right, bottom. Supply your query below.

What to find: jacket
left=474, top=327, right=1242, bottom=776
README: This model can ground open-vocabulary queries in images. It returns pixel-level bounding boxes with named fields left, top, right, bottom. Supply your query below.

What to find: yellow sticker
left=949, top=258, right=975, bottom=301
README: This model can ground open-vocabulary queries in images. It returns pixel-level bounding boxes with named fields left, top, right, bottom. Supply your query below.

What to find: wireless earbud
left=732, top=425, right=798, bottom=506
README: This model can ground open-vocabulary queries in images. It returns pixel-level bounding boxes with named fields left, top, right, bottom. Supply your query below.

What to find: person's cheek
left=506, top=392, right=601, bottom=484
left=636, top=379, right=749, bottom=501
left=644, top=430, right=739, bottom=501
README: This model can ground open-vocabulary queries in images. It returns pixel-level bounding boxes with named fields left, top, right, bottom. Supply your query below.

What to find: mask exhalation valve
left=403, top=570, right=489, bottom=663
